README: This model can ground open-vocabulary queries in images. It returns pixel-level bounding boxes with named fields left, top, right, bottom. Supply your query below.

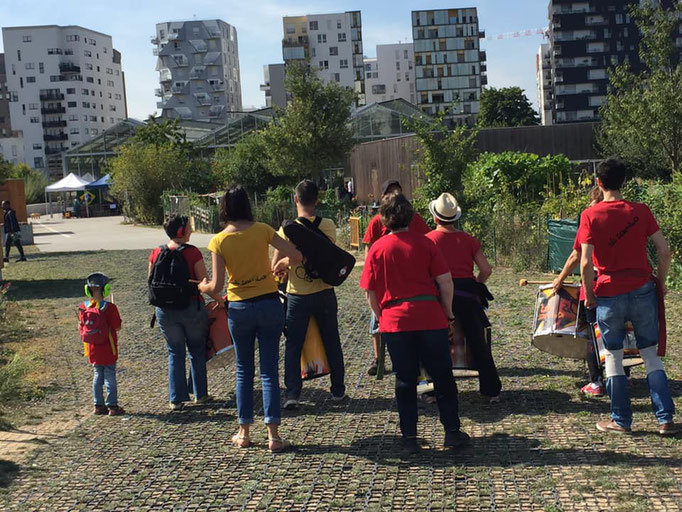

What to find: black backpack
left=148, top=245, right=196, bottom=309
left=282, top=217, right=356, bottom=287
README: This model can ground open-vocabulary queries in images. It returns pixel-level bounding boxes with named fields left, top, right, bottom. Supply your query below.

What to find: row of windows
left=308, top=19, right=345, bottom=31
left=314, top=33, right=347, bottom=43
left=318, top=59, right=350, bottom=69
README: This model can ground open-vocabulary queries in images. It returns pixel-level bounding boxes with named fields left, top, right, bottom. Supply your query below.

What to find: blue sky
left=0, top=0, right=550, bottom=118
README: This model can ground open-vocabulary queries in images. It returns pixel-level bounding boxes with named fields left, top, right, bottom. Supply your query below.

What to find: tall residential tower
left=152, top=19, right=242, bottom=122
left=282, top=11, right=365, bottom=105
left=2, top=25, right=127, bottom=177
left=412, top=8, right=487, bottom=125
left=364, top=43, right=416, bottom=105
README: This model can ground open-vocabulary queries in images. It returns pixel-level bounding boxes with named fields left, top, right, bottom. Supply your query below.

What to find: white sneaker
left=169, top=402, right=184, bottom=411
left=283, top=398, right=299, bottom=410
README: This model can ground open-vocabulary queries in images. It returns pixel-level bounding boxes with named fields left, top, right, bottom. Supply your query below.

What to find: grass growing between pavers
left=0, top=250, right=680, bottom=510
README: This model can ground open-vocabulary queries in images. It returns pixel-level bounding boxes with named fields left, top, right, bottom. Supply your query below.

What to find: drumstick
left=519, top=279, right=577, bottom=287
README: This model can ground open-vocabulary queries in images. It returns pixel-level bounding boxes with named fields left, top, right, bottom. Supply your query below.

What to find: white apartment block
left=364, top=43, right=416, bottom=105
left=260, top=63, right=287, bottom=108
left=537, top=44, right=553, bottom=125
left=2, top=25, right=127, bottom=178
left=153, top=20, right=241, bottom=122
left=282, top=11, right=365, bottom=105
left=0, top=136, right=25, bottom=166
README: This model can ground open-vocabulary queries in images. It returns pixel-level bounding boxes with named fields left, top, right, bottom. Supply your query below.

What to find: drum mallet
left=519, top=279, right=553, bottom=287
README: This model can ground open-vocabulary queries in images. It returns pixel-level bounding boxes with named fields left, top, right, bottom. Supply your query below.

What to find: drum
left=300, top=317, right=330, bottom=380
left=593, top=322, right=643, bottom=368
left=532, top=284, right=589, bottom=359
left=450, top=317, right=490, bottom=378
left=205, top=301, right=234, bottom=370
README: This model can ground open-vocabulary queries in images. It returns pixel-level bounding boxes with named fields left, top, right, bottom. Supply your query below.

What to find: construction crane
left=485, top=28, right=548, bottom=41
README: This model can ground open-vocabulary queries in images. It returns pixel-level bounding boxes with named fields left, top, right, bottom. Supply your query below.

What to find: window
left=28, top=103, right=39, bottom=110
left=25, top=62, right=35, bottom=70
left=340, top=59, right=349, bottom=68
left=82, top=101, right=90, bottom=108
left=90, top=115, right=97, bottom=121
left=66, top=34, right=80, bottom=42
left=82, top=88, right=89, bottom=95
left=26, top=76, right=36, bottom=83
left=69, top=127, right=79, bottom=134
left=103, top=47, right=107, bottom=53
left=64, top=49, right=73, bottom=55
left=309, top=21, right=318, bottom=30
left=405, top=73, right=410, bottom=81
left=34, top=157, right=44, bottom=169
left=69, top=114, right=78, bottom=121
left=91, top=129, right=98, bottom=135
left=86, top=77, right=94, bottom=83
left=22, top=35, right=32, bottom=42
left=333, top=73, right=340, bottom=82
left=396, top=73, right=401, bottom=82
left=318, top=60, right=329, bottom=70
left=396, top=61, right=400, bottom=70
left=84, top=50, right=92, bottom=57
left=30, top=116, right=40, bottom=123
left=32, top=143, right=42, bottom=150
left=17, top=50, right=21, bottom=62
left=109, top=105, right=116, bottom=111
left=338, top=32, right=346, bottom=42
left=311, top=48, right=316, bottom=57
left=371, top=84, right=386, bottom=95
left=68, top=101, right=77, bottom=107
left=84, top=128, right=89, bottom=134
left=115, top=70, right=120, bottom=76
left=85, top=63, right=93, bottom=70
left=286, top=23, right=295, bottom=34
left=108, top=92, right=112, bottom=99
left=337, top=20, right=342, bottom=29
left=39, top=62, right=44, bottom=74
left=107, top=80, right=114, bottom=87
left=110, top=117, right=114, bottom=123
left=317, top=34, right=327, bottom=43
left=114, top=93, right=122, bottom=100
left=329, top=47, right=338, bottom=56
left=106, top=68, right=113, bottom=74
left=404, top=49, right=409, bottom=59
left=47, top=48, right=63, bottom=55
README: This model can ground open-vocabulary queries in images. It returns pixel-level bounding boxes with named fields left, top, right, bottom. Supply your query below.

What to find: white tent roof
left=45, top=172, right=91, bottom=192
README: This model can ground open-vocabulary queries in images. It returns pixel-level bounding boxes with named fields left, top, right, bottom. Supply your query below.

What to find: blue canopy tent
left=85, top=174, right=116, bottom=216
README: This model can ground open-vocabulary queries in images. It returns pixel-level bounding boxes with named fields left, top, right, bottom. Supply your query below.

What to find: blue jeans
left=285, top=289, right=345, bottom=400
left=156, top=302, right=208, bottom=404
left=228, top=297, right=285, bottom=424
left=382, top=329, right=461, bottom=438
left=597, top=280, right=675, bottom=428
left=93, top=364, right=117, bottom=406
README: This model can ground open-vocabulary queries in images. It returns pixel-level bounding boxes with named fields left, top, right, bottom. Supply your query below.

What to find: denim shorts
left=596, top=280, right=658, bottom=351
left=368, top=309, right=380, bottom=335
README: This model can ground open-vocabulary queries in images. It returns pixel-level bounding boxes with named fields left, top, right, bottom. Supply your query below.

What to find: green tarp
left=547, top=218, right=579, bottom=273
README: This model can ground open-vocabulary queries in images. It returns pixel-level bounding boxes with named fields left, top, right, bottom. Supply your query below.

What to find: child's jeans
left=93, top=364, right=118, bottom=406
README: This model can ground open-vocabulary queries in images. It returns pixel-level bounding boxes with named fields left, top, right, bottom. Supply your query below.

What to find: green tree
left=262, top=63, right=355, bottom=180
left=597, top=4, right=682, bottom=177
left=0, top=157, right=13, bottom=184
left=478, top=87, right=539, bottom=128
left=11, top=164, right=48, bottom=204
left=109, top=144, right=191, bottom=224
left=134, top=115, right=191, bottom=150
left=403, top=107, right=478, bottom=215
left=212, top=132, right=281, bottom=193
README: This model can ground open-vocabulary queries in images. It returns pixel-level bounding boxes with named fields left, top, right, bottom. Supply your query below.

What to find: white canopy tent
left=45, top=173, right=92, bottom=217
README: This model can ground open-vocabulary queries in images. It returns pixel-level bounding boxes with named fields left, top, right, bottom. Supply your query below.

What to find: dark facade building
left=0, top=54, right=12, bottom=136
left=548, top=0, right=679, bottom=124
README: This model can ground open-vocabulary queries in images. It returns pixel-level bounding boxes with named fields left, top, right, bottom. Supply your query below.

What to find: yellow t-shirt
left=207, top=222, right=278, bottom=302
left=277, top=216, right=336, bottom=295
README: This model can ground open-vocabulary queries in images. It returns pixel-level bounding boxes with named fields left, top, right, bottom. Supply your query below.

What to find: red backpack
left=79, top=301, right=110, bottom=345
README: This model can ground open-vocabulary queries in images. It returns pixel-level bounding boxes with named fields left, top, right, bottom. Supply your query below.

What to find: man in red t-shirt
left=362, top=179, right=431, bottom=376
left=579, top=159, right=678, bottom=435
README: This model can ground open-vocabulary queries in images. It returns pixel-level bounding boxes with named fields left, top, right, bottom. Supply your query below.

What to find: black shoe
left=16, top=257, right=26, bottom=262
left=400, top=437, right=422, bottom=454
left=444, top=430, right=471, bottom=449
left=367, top=359, right=378, bottom=376
left=2, top=258, right=8, bottom=263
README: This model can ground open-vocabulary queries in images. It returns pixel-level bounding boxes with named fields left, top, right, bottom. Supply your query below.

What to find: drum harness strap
left=384, top=294, right=438, bottom=307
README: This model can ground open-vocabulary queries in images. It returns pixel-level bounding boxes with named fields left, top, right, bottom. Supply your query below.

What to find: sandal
left=420, top=392, right=437, bottom=405
left=268, top=437, right=292, bottom=454
left=231, top=433, right=250, bottom=448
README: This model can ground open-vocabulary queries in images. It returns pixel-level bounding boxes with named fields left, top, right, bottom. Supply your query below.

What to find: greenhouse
left=350, top=98, right=426, bottom=143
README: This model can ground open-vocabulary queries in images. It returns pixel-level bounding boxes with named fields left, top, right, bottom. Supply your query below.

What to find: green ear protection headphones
left=85, top=272, right=111, bottom=298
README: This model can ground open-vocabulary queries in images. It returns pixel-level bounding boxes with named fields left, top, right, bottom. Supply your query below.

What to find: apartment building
left=153, top=19, right=242, bottom=122
left=0, top=54, right=13, bottom=136
left=260, top=63, right=287, bottom=108
left=537, top=43, right=553, bottom=125
left=364, top=43, right=416, bottom=105
left=412, top=8, right=487, bottom=125
left=2, top=25, right=127, bottom=177
left=282, top=11, right=365, bottom=105
left=548, top=0, right=679, bottom=123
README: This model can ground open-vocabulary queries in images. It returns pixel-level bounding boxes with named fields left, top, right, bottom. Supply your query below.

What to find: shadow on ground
left=0, top=459, right=20, bottom=488
left=7, top=279, right=85, bottom=300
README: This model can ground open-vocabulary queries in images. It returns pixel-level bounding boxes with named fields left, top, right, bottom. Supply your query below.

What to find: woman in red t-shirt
left=360, top=193, right=470, bottom=452
left=148, top=215, right=218, bottom=411
left=425, top=193, right=501, bottom=403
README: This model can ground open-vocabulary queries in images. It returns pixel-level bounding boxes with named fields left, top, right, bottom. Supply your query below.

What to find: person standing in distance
left=362, top=180, right=431, bottom=376
left=2, top=200, right=26, bottom=263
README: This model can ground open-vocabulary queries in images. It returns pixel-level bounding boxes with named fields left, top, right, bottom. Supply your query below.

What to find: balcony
left=194, top=93, right=211, bottom=105
left=45, top=146, right=67, bottom=155
left=43, top=133, right=68, bottom=141
left=156, top=101, right=167, bottom=109
left=41, top=107, right=66, bottom=114
left=478, top=30, right=485, bottom=39
left=159, top=70, right=172, bottom=82
left=171, top=83, right=188, bottom=94
left=40, top=92, right=64, bottom=101
left=153, top=48, right=159, bottom=56
left=207, top=30, right=221, bottom=38
left=283, top=36, right=309, bottom=47
left=189, top=67, right=206, bottom=79
left=479, top=50, right=486, bottom=62
left=42, top=120, right=67, bottom=128
left=59, top=62, right=81, bottom=74
left=151, top=35, right=159, bottom=44
left=209, top=80, right=225, bottom=92
left=168, top=33, right=179, bottom=41
left=154, top=88, right=165, bottom=97
left=480, top=64, right=487, bottom=73
left=190, top=40, right=208, bottom=52
left=171, top=55, right=189, bottom=67
left=481, top=75, right=488, bottom=85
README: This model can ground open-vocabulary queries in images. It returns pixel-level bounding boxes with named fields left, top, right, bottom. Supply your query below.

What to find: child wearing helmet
left=78, top=272, right=124, bottom=416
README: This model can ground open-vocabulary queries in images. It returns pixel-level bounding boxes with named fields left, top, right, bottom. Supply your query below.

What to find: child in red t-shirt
left=79, top=272, right=124, bottom=416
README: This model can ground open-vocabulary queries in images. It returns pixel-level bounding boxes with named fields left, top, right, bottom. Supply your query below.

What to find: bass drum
left=593, top=322, right=643, bottom=368
left=531, top=284, right=589, bottom=359
left=450, top=316, right=489, bottom=378
left=300, top=317, right=330, bottom=380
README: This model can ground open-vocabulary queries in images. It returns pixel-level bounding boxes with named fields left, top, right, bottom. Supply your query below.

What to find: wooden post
left=349, top=216, right=360, bottom=249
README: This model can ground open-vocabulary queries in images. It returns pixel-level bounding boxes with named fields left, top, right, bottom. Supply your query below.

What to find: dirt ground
left=0, top=249, right=681, bottom=511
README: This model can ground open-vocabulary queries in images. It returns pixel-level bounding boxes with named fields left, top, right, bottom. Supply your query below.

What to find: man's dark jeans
left=383, top=328, right=461, bottom=438
left=4, top=233, right=24, bottom=259
left=285, top=289, right=345, bottom=400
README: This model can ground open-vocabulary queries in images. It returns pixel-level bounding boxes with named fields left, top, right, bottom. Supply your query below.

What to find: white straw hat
left=428, top=193, right=462, bottom=223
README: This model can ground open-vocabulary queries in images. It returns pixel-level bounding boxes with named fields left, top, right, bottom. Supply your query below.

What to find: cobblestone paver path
left=1, top=250, right=682, bottom=511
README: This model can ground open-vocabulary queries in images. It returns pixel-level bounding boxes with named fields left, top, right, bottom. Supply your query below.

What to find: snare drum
left=593, top=322, right=643, bottom=368
left=300, top=317, right=330, bottom=380
left=205, top=301, right=234, bottom=370
left=532, top=284, right=589, bottom=359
